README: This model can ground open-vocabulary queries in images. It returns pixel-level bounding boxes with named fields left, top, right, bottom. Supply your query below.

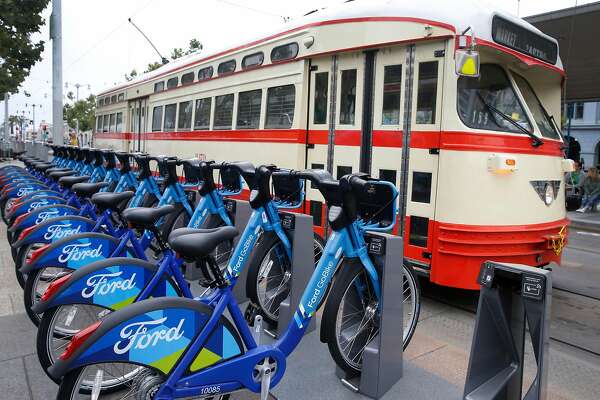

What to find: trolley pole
left=51, top=0, right=64, bottom=145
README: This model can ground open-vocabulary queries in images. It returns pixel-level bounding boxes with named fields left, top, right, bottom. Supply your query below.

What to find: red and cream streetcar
left=93, top=0, right=571, bottom=290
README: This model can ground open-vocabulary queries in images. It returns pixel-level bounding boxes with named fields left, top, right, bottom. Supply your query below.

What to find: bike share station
left=0, top=147, right=555, bottom=400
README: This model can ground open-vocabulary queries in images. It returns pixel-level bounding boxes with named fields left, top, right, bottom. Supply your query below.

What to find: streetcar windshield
left=512, top=73, right=561, bottom=140
left=458, top=64, right=532, bottom=135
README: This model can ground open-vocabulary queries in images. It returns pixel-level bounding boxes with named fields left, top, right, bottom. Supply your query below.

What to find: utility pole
left=51, top=0, right=64, bottom=144
left=3, top=94, right=7, bottom=145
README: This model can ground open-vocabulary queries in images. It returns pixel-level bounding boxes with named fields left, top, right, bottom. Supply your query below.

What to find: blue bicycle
left=48, top=171, right=419, bottom=399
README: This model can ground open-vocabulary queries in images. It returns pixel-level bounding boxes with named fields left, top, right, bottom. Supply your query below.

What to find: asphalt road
left=553, top=228, right=600, bottom=298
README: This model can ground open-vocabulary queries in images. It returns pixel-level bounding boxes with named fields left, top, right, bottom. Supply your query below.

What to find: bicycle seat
left=59, top=175, right=90, bottom=189
left=122, top=205, right=177, bottom=228
left=167, top=227, right=233, bottom=242
left=49, top=170, right=76, bottom=180
left=169, top=226, right=239, bottom=259
left=72, top=182, right=109, bottom=198
left=45, top=167, right=72, bottom=174
left=35, top=163, right=54, bottom=172
left=91, top=191, right=134, bottom=211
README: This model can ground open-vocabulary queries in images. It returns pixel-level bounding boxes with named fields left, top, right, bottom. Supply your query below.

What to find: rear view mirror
left=456, top=49, right=480, bottom=77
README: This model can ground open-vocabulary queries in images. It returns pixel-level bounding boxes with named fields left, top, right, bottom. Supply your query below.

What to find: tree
left=124, top=69, right=138, bottom=82
left=170, top=47, right=185, bottom=60
left=63, top=94, right=96, bottom=132
left=144, top=61, right=162, bottom=73
left=0, top=0, right=50, bottom=95
left=186, top=39, right=203, bottom=55
left=141, top=38, right=202, bottom=73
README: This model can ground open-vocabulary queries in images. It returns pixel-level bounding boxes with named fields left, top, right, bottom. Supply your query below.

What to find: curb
left=569, top=218, right=600, bottom=233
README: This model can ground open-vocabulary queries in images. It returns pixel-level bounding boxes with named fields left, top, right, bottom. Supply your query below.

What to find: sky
left=1, top=0, right=596, bottom=127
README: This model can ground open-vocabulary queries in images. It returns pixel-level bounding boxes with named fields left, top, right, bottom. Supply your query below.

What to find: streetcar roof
left=99, top=0, right=562, bottom=96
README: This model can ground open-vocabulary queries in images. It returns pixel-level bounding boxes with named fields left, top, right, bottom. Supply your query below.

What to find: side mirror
left=456, top=49, right=480, bottom=77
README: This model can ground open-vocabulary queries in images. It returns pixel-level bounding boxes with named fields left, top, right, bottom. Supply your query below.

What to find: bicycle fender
left=12, top=215, right=96, bottom=248
left=20, top=233, right=125, bottom=274
left=8, top=204, right=79, bottom=233
left=6, top=196, right=66, bottom=221
left=1, top=184, right=50, bottom=200
left=32, top=257, right=180, bottom=314
left=10, top=189, right=62, bottom=204
left=48, top=298, right=244, bottom=381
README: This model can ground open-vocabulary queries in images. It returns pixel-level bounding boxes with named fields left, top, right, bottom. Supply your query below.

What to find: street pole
left=51, top=0, right=64, bottom=145
left=3, top=94, right=7, bottom=143
left=75, top=83, right=80, bottom=141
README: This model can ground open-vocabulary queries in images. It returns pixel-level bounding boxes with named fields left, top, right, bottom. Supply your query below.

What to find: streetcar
left=92, top=0, right=571, bottom=290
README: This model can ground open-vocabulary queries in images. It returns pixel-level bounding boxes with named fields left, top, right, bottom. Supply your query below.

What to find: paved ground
left=0, top=162, right=599, bottom=399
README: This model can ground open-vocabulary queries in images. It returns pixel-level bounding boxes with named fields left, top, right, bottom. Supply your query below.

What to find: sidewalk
left=568, top=211, right=600, bottom=232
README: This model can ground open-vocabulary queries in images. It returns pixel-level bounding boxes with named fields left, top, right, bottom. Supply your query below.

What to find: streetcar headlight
left=544, top=184, right=554, bottom=206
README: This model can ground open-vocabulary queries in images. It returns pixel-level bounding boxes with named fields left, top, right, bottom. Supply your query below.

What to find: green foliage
left=125, top=69, right=138, bottom=81
left=63, top=94, right=96, bottom=132
left=141, top=38, right=202, bottom=73
left=0, top=0, right=50, bottom=95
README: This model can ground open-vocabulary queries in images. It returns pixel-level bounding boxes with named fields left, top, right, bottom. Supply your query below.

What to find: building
left=526, top=2, right=600, bottom=167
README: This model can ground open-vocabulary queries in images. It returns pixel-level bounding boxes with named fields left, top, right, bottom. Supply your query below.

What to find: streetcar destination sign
left=492, top=16, right=558, bottom=65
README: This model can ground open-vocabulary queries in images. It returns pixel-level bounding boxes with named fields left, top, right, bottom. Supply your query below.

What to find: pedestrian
left=576, top=167, right=600, bottom=213
left=566, top=160, right=585, bottom=194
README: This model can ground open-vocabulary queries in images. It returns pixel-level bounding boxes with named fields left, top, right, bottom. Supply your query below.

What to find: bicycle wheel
left=321, top=259, right=420, bottom=375
left=37, top=305, right=110, bottom=384
left=56, top=363, right=145, bottom=398
left=23, top=266, right=71, bottom=326
left=15, top=242, right=45, bottom=289
left=246, top=232, right=324, bottom=325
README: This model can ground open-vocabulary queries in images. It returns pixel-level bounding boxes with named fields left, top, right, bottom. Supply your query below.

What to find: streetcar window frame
left=154, top=81, right=165, bottom=93
left=163, top=103, right=177, bottom=130
left=339, top=68, right=357, bottom=125
left=237, top=89, right=262, bottom=130
left=116, top=112, right=123, bottom=132
left=152, top=106, right=164, bottom=132
left=242, top=52, right=264, bottom=70
left=198, top=66, right=214, bottom=81
left=177, top=100, right=193, bottom=131
left=382, top=64, right=402, bottom=125
left=271, top=42, right=299, bottom=62
left=181, top=72, right=195, bottom=86
left=166, top=77, right=179, bottom=90
left=313, top=71, right=329, bottom=125
left=266, top=84, right=296, bottom=129
left=457, top=64, right=533, bottom=135
left=194, top=97, right=212, bottom=130
left=218, top=60, right=236, bottom=75
left=213, top=93, right=235, bottom=130
left=416, top=61, right=439, bottom=125
left=109, top=113, right=116, bottom=132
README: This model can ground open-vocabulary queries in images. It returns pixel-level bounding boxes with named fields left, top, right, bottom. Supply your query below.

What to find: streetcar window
left=198, top=66, right=213, bottom=81
left=181, top=72, right=195, bottom=86
left=271, top=43, right=299, bottom=62
left=103, top=115, right=109, bottom=132
left=266, top=85, right=295, bottom=129
left=310, top=200, right=323, bottom=226
left=412, top=172, right=432, bottom=203
left=152, top=106, right=163, bottom=132
left=409, top=216, right=429, bottom=247
left=339, top=69, right=357, bottom=125
left=109, top=114, right=116, bottom=132
left=110, top=95, right=117, bottom=104
left=242, top=52, right=264, bottom=69
left=154, top=82, right=164, bottom=93
left=457, top=64, right=532, bottom=134
left=337, top=165, right=352, bottom=179
left=237, top=89, right=262, bottom=129
left=194, top=98, right=212, bottom=130
left=214, top=94, right=234, bottom=130
left=416, top=61, right=438, bottom=124
left=117, top=93, right=124, bottom=102
left=96, top=117, right=101, bottom=132
left=164, top=103, right=177, bottom=130
left=178, top=101, right=193, bottom=130
left=379, top=169, right=397, bottom=185
left=116, top=112, right=123, bottom=133
left=382, top=65, right=402, bottom=125
left=512, top=73, right=560, bottom=140
left=98, top=98, right=103, bottom=107
left=167, top=77, right=178, bottom=90
left=218, top=60, right=236, bottom=75
left=314, top=72, right=328, bottom=124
